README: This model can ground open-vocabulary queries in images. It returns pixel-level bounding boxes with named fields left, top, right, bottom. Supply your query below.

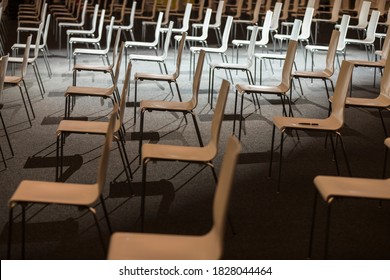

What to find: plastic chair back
left=179, top=3, right=192, bottom=32
left=189, top=50, right=206, bottom=109
left=257, top=10, right=272, bottom=45
left=173, top=32, right=187, bottom=79
left=380, top=51, right=390, bottom=98
left=357, top=1, right=371, bottom=28
left=220, top=16, right=233, bottom=50
left=103, top=16, right=115, bottom=53
left=246, top=26, right=259, bottom=66
left=364, top=10, right=380, bottom=43
left=337, top=15, right=350, bottom=50
left=0, top=55, right=9, bottom=101
left=111, top=27, right=122, bottom=66
left=211, top=0, right=224, bottom=28
left=325, top=30, right=340, bottom=75
left=290, top=19, right=302, bottom=41
left=270, top=2, right=282, bottom=31
left=21, top=35, right=33, bottom=78
left=281, top=40, right=298, bottom=88
left=299, top=7, right=314, bottom=40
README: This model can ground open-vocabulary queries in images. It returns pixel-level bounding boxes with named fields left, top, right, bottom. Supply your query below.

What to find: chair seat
left=210, top=62, right=250, bottom=71
left=57, top=119, right=109, bottom=135
left=314, top=176, right=390, bottom=202
left=129, top=54, right=164, bottom=62
left=65, top=85, right=114, bottom=97
left=142, top=143, right=215, bottom=162
left=342, top=95, right=390, bottom=108
left=4, top=76, right=23, bottom=84
left=73, top=48, right=107, bottom=55
left=190, top=46, right=225, bottom=54
left=349, top=59, right=386, bottom=68
left=70, top=37, right=99, bottom=44
left=345, top=38, right=374, bottom=45
left=255, top=53, right=286, bottom=60
left=108, top=231, right=219, bottom=260
left=141, top=99, right=192, bottom=112
left=9, top=180, right=99, bottom=207
left=17, top=26, right=39, bottom=32
left=67, top=29, right=94, bottom=35
left=135, top=72, right=175, bottom=81
left=73, top=64, right=112, bottom=72
left=305, top=45, right=329, bottom=52
left=236, top=83, right=288, bottom=95
left=273, top=115, right=342, bottom=131
left=293, top=69, right=333, bottom=79
left=125, top=41, right=156, bottom=48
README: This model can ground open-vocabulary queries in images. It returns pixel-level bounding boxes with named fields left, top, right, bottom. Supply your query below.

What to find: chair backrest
left=32, top=21, right=44, bottom=60
left=78, top=0, right=88, bottom=26
left=280, top=0, right=290, bottom=21
left=208, top=79, right=229, bottom=154
left=357, top=1, right=371, bottom=28
left=281, top=40, right=298, bottom=88
left=189, top=50, right=206, bottom=109
left=380, top=27, right=390, bottom=60
left=329, top=0, right=342, bottom=22
left=198, top=8, right=212, bottom=40
left=151, top=12, right=164, bottom=45
left=125, top=1, right=137, bottom=29
left=299, top=7, right=314, bottom=40
left=251, top=0, right=263, bottom=24
left=324, top=30, right=340, bottom=75
left=117, top=0, right=127, bottom=22
left=290, top=19, right=302, bottom=40
left=330, top=61, right=354, bottom=124
left=96, top=9, right=106, bottom=42
left=97, top=104, right=117, bottom=193
left=162, top=0, right=172, bottom=25
left=40, top=2, right=48, bottom=23
left=337, top=14, right=350, bottom=50
left=112, top=38, right=124, bottom=87
left=89, top=4, right=99, bottom=33
left=257, top=10, right=272, bottom=45
left=0, top=55, right=9, bottom=100
left=232, top=0, right=243, bottom=19
left=179, top=3, right=192, bottom=32
left=210, top=135, right=241, bottom=258
left=173, top=32, right=187, bottom=79
left=270, top=2, right=282, bottom=31
left=21, top=35, right=33, bottom=78
left=210, top=0, right=224, bottom=28
left=246, top=26, right=259, bottom=66
left=220, top=16, right=233, bottom=49
left=103, top=16, right=115, bottom=52
left=111, top=27, right=122, bottom=66
left=192, top=0, right=205, bottom=22
left=38, top=14, right=51, bottom=49
left=118, top=52, right=130, bottom=130
left=380, top=49, right=390, bottom=98
left=161, top=21, right=174, bottom=60
left=364, top=10, right=380, bottom=42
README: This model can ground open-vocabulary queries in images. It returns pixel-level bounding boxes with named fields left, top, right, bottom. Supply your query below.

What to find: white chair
left=160, top=2, right=192, bottom=37
left=124, top=12, right=163, bottom=67
left=12, top=14, right=52, bottom=78
left=72, top=16, right=115, bottom=70
left=57, top=0, right=88, bottom=49
left=190, top=16, right=234, bottom=79
left=109, top=0, right=136, bottom=41
left=141, top=0, right=172, bottom=41
left=129, top=21, right=174, bottom=123
left=68, top=9, right=106, bottom=64
left=192, top=0, right=224, bottom=45
left=345, top=10, right=380, bottom=61
left=209, top=26, right=259, bottom=109
left=336, top=1, right=371, bottom=39
left=274, top=7, right=314, bottom=56
left=232, top=0, right=262, bottom=40
left=312, top=0, right=341, bottom=43
left=305, top=14, right=350, bottom=71
left=232, top=10, right=273, bottom=66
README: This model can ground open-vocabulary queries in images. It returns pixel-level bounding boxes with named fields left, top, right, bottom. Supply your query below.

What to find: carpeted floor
left=0, top=14, right=390, bottom=260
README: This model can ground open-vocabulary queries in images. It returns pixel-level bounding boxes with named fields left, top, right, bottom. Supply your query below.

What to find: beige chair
left=4, top=35, right=34, bottom=126
left=0, top=54, right=12, bottom=167
left=310, top=146, right=390, bottom=258
left=139, top=79, right=230, bottom=231
left=64, top=42, right=124, bottom=118
left=141, top=0, right=172, bottom=41
left=138, top=49, right=206, bottom=164
left=57, top=62, right=133, bottom=183
left=234, top=40, right=298, bottom=140
left=269, top=60, right=354, bottom=193
left=134, top=32, right=187, bottom=124
left=330, top=46, right=390, bottom=138
left=108, top=135, right=241, bottom=260
left=292, top=30, right=340, bottom=100
left=6, top=106, right=118, bottom=259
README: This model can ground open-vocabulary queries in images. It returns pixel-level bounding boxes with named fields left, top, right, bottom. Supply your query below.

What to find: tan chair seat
left=4, top=76, right=22, bottom=84
left=73, top=64, right=112, bottom=72
left=142, top=143, right=215, bottom=163
left=350, top=59, right=386, bottom=68
left=57, top=120, right=109, bottom=135
left=293, top=69, right=333, bottom=79
left=236, top=83, right=289, bottom=95
left=314, top=176, right=390, bottom=202
left=9, top=180, right=99, bottom=207
left=273, top=115, right=342, bottom=131
left=65, top=85, right=114, bottom=97
left=344, top=95, right=390, bottom=108
left=108, top=231, right=218, bottom=260
left=141, top=99, right=192, bottom=111
left=135, top=72, right=175, bottom=82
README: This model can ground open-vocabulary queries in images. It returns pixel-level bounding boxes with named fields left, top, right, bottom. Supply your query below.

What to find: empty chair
left=292, top=30, right=340, bottom=101
left=160, top=3, right=192, bottom=38
left=138, top=79, right=230, bottom=230
left=109, top=0, right=136, bottom=41
left=232, top=0, right=262, bottom=40
left=336, top=1, right=371, bottom=38
left=345, top=10, right=380, bottom=61
left=141, top=0, right=172, bottom=41
left=5, top=35, right=34, bottom=126
left=56, top=62, right=133, bottom=183
left=6, top=107, right=118, bottom=259
left=269, top=61, right=354, bottom=193
left=138, top=49, right=206, bottom=164
left=312, top=0, right=342, bottom=43
left=108, top=135, right=241, bottom=260
left=209, top=26, right=260, bottom=109
left=234, top=40, right=299, bottom=140
left=0, top=54, right=13, bottom=167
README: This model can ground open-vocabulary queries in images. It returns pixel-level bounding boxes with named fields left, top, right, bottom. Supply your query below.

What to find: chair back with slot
left=380, top=51, right=390, bottom=98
